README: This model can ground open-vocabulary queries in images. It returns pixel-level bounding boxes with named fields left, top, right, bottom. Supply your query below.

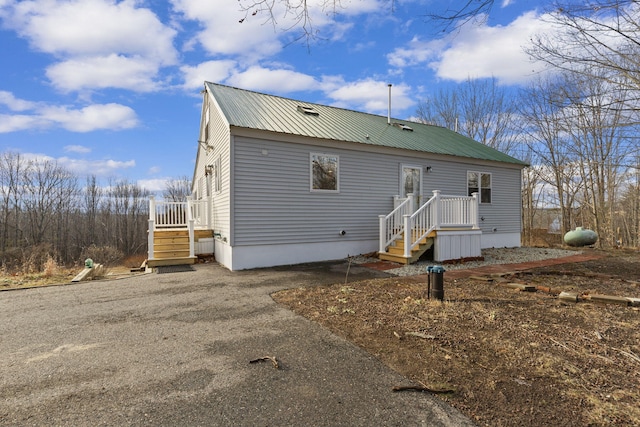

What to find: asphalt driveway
left=0, top=261, right=474, bottom=426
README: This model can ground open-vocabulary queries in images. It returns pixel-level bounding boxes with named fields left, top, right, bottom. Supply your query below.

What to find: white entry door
left=401, top=164, right=423, bottom=205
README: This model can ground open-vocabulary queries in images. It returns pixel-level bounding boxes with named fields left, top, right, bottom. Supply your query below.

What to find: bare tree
left=22, top=158, right=78, bottom=248
left=527, top=1, right=640, bottom=118
left=237, top=0, right=500, bottom=37
left=517, top=75, right=579, bottom=237
left=559, top=72, right=633, bottom=246
left=162, top=176, right=192, bottom=202
left=0, top=152, right=25, bottom=252
left=618, top=158, right=640, bottom=246
left=237, top=0, right=346, bottom=42
left=80, top=175, right=102, bottom=249
left=415, top=77, right=519, bottom=155
left=521, top=149, right=545, bottom=246
left=425, top=0, right=496, bottom=31
left=108, top=180, right=149, bottom=256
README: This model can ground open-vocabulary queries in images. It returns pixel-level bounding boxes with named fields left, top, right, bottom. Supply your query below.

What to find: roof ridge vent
left=393, top=122, right=413, bottom=132
left=297, top=105, right=319, bottom=116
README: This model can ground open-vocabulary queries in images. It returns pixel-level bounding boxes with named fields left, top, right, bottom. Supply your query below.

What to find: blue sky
left=0, top=0, right=555, bottom=192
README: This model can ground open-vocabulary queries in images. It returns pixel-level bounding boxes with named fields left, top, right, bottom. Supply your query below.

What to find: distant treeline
left=0, top=152, right=152, bottom=270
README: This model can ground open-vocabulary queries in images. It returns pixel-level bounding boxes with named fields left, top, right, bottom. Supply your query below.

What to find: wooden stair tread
left=380, top=234, right=434, bottom=264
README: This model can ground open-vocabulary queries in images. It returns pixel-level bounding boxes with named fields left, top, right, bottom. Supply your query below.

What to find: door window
left=401, top=165, right=422, bottom=198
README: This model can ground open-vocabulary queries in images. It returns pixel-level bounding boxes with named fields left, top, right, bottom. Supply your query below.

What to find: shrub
left=43, top=255, right=58, bottom=277
left=21, top=244, right=58, bottom=274
left=122, top=253, right=147, bottom=268
left=80, top=245, right=124, bottom=268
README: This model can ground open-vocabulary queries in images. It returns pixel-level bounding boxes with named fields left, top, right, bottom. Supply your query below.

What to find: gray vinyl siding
left=477, top=166, right=522, bottom=235
left=232, top=136, right=522, bottom=246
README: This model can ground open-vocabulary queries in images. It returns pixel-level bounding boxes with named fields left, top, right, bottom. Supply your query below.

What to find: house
left=147, top=82, right=528, bottom=271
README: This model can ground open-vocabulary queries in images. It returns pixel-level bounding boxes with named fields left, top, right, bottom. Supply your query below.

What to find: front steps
left=378, top=232, right=435, bottom=265
left=147, top=229, right=196, bottom=268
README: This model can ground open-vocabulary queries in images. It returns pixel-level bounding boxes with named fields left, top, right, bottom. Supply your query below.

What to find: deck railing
left=378, top=193, right=415, bottom=253
left=379, top=190, right=479, bottom=257
left=147, top=196, right=212, bottom=260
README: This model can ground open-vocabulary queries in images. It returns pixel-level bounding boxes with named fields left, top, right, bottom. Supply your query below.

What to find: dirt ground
left=273, top=249, right=640, bottom=427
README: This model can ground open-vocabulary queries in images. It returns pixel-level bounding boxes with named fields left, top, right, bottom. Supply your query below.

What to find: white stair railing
left=381, top=190, right=479, bottom=258
left=378, top=194, right=415, bottom=252
left=403, top=192, right=438, bottom=257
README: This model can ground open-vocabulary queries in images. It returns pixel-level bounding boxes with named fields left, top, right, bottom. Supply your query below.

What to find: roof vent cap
left=393, top=122, right=413, bottom=132
left=297, top=105, right=319, bottom=116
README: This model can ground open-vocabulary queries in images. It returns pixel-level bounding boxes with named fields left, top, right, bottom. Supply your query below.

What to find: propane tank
left=564, top=227, right=598, bottom=247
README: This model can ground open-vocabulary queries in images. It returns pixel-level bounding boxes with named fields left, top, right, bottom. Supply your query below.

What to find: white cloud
left=181, top=60, right=237, bottom=90
left=0, top=114, right=39, bottom=133
left=40, top=104, right=139, bottom=132
left=0, top=91, right=139, bottom=133
left=46, top=55, right=162, bottom=92
left=4, top=0, right=177, bottom=62
left=388, top=11, right=554, bottom=85
left=435, top=12, right=552, bottom=84
left=323, top=78, right=415, bottom=114
left=0, top=90, right=37, bottom=111
left=172, top=0, right=384, bottom=62
left=1, top=0, right=178, bottom=92
left=171, top=0, right=283, bottom=60
left=387, top=36, right=445, bottom=68
left=17, top=151, right=136, bottom=176
left=57, top=157, right=136, bottom=176
left=227, top=66, right=318, bottom=93
left=64, top=145, right=91, bottom=154
left=138, top=178, right=169, bottom=193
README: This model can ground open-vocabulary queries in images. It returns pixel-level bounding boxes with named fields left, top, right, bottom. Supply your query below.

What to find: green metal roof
left=205, top=82, right=527, bottom=166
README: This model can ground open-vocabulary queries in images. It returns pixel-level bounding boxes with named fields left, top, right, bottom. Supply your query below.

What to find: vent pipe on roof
left=387, top=84, right=392, bottom=125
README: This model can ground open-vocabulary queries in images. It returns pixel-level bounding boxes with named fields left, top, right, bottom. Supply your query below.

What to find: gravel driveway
left=0, top=261, right=473, bottom=426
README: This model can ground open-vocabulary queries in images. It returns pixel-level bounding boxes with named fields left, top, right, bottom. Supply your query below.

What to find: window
left=468, top=171, right=491, bottom=203
left=204, top=156, right=221, bottom=194
left=311, top=153, right=339, bottom=192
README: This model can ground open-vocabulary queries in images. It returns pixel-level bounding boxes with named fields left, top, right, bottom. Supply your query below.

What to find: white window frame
left=310, top=153, right=339, bottom=193
left=467, top=171, right=492, bottom=204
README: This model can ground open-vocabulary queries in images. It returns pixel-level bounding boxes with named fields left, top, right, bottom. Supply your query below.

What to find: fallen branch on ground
left=249, top=356, right=279, bottom=369
left=392, top=383, right=456, bottom=394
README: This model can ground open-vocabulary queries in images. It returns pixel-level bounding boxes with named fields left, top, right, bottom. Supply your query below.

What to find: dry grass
left=1, top=252, right=149, bottom=290
left=1, top=268, right=78, bottom=290
left=274, top=253, right=640, bottom=426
